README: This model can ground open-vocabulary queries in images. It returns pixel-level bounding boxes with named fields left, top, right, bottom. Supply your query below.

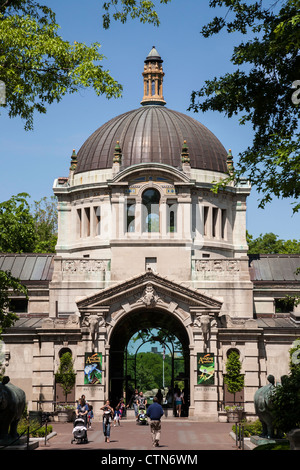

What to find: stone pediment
left=76, top=270, right=222, bottom=315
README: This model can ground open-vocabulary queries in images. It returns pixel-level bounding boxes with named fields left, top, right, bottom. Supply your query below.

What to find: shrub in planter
left=17, top=418, right=52, bottom=437
left=232, top=419, right=263, bottom=437
left=224, top=350, right=244, bottom=403
left=55, top=352, right=76, bottom=404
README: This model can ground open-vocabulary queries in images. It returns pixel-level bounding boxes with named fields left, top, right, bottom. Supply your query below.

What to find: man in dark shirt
left=146, top=397, right=164, bottom=447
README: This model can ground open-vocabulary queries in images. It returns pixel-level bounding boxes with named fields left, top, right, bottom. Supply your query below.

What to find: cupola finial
left=226, top=149, right=234, bottom=174
left=141, top=47, right=166, bottom=106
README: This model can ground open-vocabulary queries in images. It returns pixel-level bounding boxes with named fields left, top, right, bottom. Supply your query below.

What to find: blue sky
left=1, top=0, right=299, bottom=240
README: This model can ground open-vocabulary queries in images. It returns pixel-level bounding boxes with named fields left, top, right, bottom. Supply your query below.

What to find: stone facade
left=1, top=48, right=300, bottom=421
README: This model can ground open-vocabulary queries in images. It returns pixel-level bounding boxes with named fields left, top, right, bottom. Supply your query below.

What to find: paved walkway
left=36, top=418, right=237, bottom=452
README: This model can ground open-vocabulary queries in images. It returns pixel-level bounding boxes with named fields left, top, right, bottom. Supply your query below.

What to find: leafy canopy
left=101, top=0, right=172, bottom=29
left=272, top=341, right=300, bottom=433
left=100, top=1, right=300, bottom=211
left=0, top=193, right=58, bottom=253
left=0, top=0, right=122, bottom=130
left=247, top=231, right=300, bottom=254
left=55, top=352, right=76, bottom=402
left=0, top=270, right=27, bottom=337
left=224, top=350, right=244, bottom=398
left=189, top=0, right=300, bottom=211
left=0, top=193, right=36, bottom=253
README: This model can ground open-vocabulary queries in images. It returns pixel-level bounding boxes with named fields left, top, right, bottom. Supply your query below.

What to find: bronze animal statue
left=0, top=376, right=26, bottom=444
left=254, top=374, right=276, bottom=438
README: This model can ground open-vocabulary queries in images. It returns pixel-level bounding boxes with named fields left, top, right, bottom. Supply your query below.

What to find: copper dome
left=75, top=105, right=228, bottom=174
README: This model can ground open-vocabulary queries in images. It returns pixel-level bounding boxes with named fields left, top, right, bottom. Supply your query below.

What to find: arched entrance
left=76, top=269, right=223, bottom=419
left=109, top=307, right=190, bottom=414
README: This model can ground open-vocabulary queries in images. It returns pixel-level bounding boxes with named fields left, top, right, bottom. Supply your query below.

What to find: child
left=87, top=404, right=94, bottom=429
left=114, top=398, right=125, bottom=426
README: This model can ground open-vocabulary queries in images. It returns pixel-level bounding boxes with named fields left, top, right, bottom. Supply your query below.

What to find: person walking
left=87, top=405, right=94, bottom=428
left=114, top=397, right=125, bottom=426
left=76, top=397, right=89, bottom=425
left=146, top=397, right=164, bottom=447
left=100, top=400, right=114, bottom=443
left=155, top=388, right=163, bottom=404
left=174, top=386, right=184, bottom=417
left=127, top=389, right=139, bottom=420
left=136, top=391, right=147, bottom=422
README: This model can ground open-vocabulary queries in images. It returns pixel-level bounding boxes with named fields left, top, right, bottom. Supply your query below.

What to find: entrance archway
left=109, top=307, right=190, bottom=414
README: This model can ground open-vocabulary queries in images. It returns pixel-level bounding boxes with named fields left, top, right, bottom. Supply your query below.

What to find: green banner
left=197, top=353, right=215, bottom=385
left=84, top=352, right=102, bottom=384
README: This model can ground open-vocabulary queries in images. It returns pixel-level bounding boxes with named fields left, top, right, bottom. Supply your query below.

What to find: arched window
left=167, top=202, right=177, bottom=233
left=151, top=79, right=155, bottom=96
left=59, top=347, right=72, bottom=358
left=142, top=188, right=160, bottom=232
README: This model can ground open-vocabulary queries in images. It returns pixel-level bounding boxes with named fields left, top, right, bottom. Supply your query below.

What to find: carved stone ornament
left=66, top=314, right=80, bottom=327
left=141, top=283, right=160, bottom=308
left=82, top=314, right=105, bottom=351
left=193, top=313, right=217, bottom=352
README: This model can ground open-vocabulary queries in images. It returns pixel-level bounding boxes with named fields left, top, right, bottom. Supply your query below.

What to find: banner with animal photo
left=84, top=353, right=102, bottom=384
left=197, top=353, right=215, bottom=385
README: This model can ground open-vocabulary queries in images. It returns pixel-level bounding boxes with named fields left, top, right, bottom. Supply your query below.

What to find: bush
left=232, top=419, right=262, bottom=437
left=224, top=350, right=244, bottom=402
left=272, top=369, right=300, bottom=433
left=253, top=442, right=290, bottom=451
left=17, top=418, right=52, bottom=438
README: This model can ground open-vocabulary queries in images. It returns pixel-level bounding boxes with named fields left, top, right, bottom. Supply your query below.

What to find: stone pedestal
left=0, top=435, right=39, bottom=450
left=250, top=435, right=289, bottom=448
left=287, top=429, right=300, bottom=450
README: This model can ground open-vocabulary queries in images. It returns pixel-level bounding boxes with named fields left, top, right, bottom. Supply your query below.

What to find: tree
left=55, top=352, right=76, bottom=403
left=32, top=196, right=57, bottom=253
left=272, top=341, right=300, bottom=433
left=247, top=231, right=300, bottom=254
left=0, top=193, right=36, bottom=253
left=101, top=0, right=172, bottom=29
left=0, top=0, right=122, bottom=130
left=224, top=350, right=244, bottom=404
left=0, top=193, right=58, bottom=253
left=0, top=270, right=27, bottom=338
left=188, top=0, right=300, bottom=212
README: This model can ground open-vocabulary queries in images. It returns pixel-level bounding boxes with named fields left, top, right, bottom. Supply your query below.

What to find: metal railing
left=0, top=412, right=53, bottom=450
left=235, top=422, right=244, bottom=450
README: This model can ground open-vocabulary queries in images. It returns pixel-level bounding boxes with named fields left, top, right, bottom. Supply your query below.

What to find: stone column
left=189, top=345, right=196, bottom=417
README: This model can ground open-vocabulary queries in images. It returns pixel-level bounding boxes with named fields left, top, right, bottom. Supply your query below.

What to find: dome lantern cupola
left=73, top=47, right=229, bottom=174
left=141, top=46, right=166, bottom=106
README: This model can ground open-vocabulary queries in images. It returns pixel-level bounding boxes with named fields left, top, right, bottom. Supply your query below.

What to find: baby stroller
left=71, top=415, right=88, bottom=444
left=137, top=404, right=148, bottom=425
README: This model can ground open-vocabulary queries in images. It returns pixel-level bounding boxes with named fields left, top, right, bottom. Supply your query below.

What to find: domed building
left=2, top=48, right=300, bottom=422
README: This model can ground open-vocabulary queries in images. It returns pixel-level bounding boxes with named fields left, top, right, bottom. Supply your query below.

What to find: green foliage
left=101, top=0, right=172, bottom=29
left=0, top=193, right=36, bottom=253
left=0, top=1, right=122, bottom=130
left=126, top=328, right=185, bottom=391
left=0, top=193, right=58, bottom=254
left=247, top=231, right=300, bottom=254
left=266, top=339, right=300, bottom=434
left=0, top=270, right=27, bottom=336
left=232, top=419, right=262, bottom=437
left=55, top=352, right=76, bottom=403
left=253, top=442, right=290, bottom=450
left=224, top=350, right=244, bottom=399
left=289, top=338, right=300, bottom=373
left=126, top=351, right=184, bottom=391
left=32, top=196, right=57, bottom=253
left=189, top=0, right=300, bottom=211
left=272, top=368, right=300, bottom=433
left=17, top=417, right=52, bottom=437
